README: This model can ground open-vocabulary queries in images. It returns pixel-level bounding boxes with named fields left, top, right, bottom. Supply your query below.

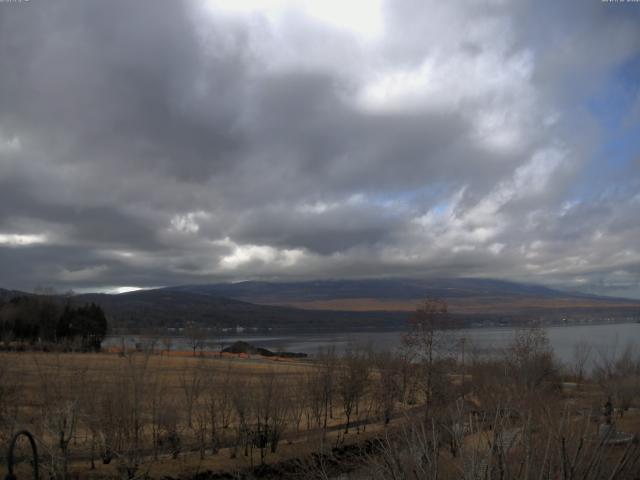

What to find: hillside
left=74, top=289, right=406, bottom=331
left=0, top=288, right=31, bottom=301
left=168, top=278, right=573, bottom=302
left=162, top=278, right=640, bottom=324
left=3, top=279, right=640, bottom=332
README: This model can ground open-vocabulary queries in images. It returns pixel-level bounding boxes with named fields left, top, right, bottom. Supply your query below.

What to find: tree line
left=0, top=295, right=108, bottom=351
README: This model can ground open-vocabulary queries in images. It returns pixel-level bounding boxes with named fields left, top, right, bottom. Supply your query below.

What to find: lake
left=105, top=321, right=640, bottom=367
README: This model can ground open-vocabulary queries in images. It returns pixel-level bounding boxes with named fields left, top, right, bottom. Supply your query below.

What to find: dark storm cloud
left=227, top=199, right=406, bottom=255
left=0, top=0, right=639, bottom=296
left=241, top=70, right=484, bottom=197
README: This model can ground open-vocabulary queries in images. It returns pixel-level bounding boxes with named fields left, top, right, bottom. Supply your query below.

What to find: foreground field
left=0, top=349, right=416, bottom=479
left=1, top=324, right=640, bottom=479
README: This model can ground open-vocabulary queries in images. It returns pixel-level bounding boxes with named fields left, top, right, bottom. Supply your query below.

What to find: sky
left=0, top=0, right=639, bottom=297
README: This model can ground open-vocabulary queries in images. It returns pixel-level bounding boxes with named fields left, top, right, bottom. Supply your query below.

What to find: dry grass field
left=266, top=296, right=640, bottom=315
left=0, top=349, right=413, bottom=479
left=1, top=323, right=640, bottom=480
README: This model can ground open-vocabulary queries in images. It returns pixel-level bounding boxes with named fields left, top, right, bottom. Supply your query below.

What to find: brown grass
left=267, top=296, right=640, bottom=314
left=0, top=350, right=403, bottom=479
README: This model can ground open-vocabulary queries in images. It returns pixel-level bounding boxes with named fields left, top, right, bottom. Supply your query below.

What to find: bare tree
left=572, top=340, right=592, bottom=386
left=307, top=347, right=337, bottom=436
left=337, top=344, right=370, bottom=433
left=203, top=362, right=233, bottom=455
left=97, top=352, right=153, bottom=479
left=33, top=354, right=87, bottom=479
left=157, top=399, right=182, bottom=460
left=80, top=375, right=105, bottom=470
left=148, top=364, right=167, bottom=460
left=371, top=351, right=401, bottom=425
left=593, top=342, right=640, bottom=418
left=363, top=420, right=442, bottom=479
left=403, top=299, right=457, bottom=415
left=252, top=369, right=289, bottom=461
left=288, top=373, right=309, bottom=436
left=504, top=324, right=557, bottom=397
left=180, top=360, right=204, bottom=428
left=184, top=325, right=205, bottom=357
left=306, top=368, right=325, bottom=431
left=0, top=354, right=19, bottom=460
left=230, top=375, right=251, bottom=460
left=361, top=400, right=640, bottom=480
left=161, top=336, right=173, bottom=356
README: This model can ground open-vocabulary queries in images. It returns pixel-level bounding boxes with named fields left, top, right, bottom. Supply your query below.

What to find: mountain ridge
left=159, top=277, right=637, bottom=304
left=2, top=278, right=639, bottom=331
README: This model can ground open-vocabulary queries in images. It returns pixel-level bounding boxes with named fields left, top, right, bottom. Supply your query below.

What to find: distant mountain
left=74, top=288, right=407, bottom=331
left=2, top=278, right=640, bottom=332
left=1, top=286, right=406, bottom=331
left=166, top=278, right=584, bottom=302
left=161, top=278, right=640, bottom=322
left=0, top=288, right=32, bottom=301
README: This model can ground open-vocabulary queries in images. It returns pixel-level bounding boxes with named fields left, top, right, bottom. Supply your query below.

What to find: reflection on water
left=105, top=322, right=640, bottom=366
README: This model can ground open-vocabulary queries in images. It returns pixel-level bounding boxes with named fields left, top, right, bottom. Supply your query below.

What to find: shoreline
left=105, top=317, right=639, bottom=339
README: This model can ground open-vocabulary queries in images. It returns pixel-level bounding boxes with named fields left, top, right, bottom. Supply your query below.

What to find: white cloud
left=1, top=0, right=638, bottom=296
left=218, top=238, right=305, bottom=270
left=0, top=233, right=48, bottom=246
left=204, top=0, right=383, bottom=39
left=169, top=211, right=209, bottom=234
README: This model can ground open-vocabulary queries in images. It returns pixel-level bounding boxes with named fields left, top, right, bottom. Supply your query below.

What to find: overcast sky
left=0, top=0, right=639, bottom=297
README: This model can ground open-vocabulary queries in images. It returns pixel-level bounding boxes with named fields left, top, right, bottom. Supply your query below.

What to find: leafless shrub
left=371, top=351, right=401, bottom=425
left=33, top=354, right=86, bottom=479
left=180, top=360, right=204, bottom=429
left=572, top=340, right=592, bottom=385
left=338, top=344, right=371, bottom=434
left=593, top=341, right=640, bottom=417
left=184, top=326, right=206, bottom=357
left=503, top=325, right=559, bottom=400
left=0, top=355, right=19, bottom=461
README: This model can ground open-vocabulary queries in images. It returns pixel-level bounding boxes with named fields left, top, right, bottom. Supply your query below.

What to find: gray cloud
left=0, top=0, right=639, bottom=296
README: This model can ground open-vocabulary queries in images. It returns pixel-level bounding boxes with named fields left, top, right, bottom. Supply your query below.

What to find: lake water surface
left=106, top=322, right=640, bottom=367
